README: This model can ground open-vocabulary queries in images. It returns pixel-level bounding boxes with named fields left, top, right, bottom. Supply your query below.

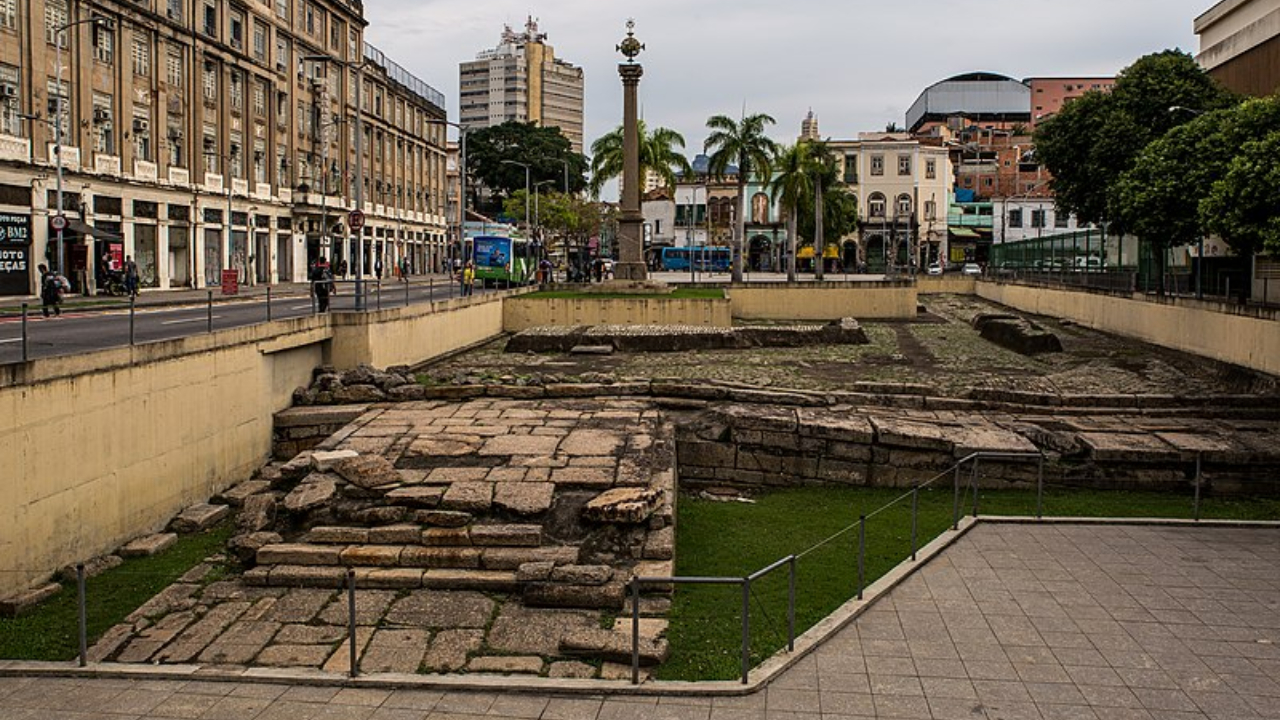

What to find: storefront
left=0, top=212, right=32, bottom=296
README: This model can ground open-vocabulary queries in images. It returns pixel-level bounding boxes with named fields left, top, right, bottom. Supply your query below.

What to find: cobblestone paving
left=5, top=523, right=1277, bottom=718
left=432, top=295, right=1277, bottom=397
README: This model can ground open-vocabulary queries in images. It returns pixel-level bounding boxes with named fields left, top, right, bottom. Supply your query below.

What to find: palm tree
left=769, top=142, right=813, bottom=282
left=705, top=113, right=779, bottom=282
left=588, top=121, right=693, bottom=198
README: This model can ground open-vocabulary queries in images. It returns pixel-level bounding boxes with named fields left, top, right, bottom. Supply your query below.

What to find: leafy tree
left=1201, top=132, right=1280, bottom=257
left=705, top=113, right=780, bottom=282
left=1036, top=50, right=1236, bottom=230
left=795, top=142, right=858, bottom=278
left=1117, top=97, right=1280, bottom=263
left=769, top=142, right=814, bottom=281
left=588, top=121, right=693, bottom=197
left=466, top=121, right=588, bottom=211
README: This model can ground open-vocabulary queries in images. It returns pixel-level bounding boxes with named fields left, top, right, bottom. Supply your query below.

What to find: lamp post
left=48, top=16, right=112, bottom=275
left=501, top=159, right=531, bottom=238
left=424, top=119, right=467, bottom=267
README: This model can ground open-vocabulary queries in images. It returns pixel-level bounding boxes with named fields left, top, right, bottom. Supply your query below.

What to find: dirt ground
left=426, top=294, right=1278, bottom=397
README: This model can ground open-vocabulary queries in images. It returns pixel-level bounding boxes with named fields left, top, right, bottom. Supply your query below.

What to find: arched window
left=868, top=192, right=886, bottom=219
left=751, top=192, right=770, bottom=224
left=896, top=194, right=912, bottom=217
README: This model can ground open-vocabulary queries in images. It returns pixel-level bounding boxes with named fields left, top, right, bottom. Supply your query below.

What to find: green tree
left=1117, top=97, right=1280, bottom=266
left=705, top=113, right=780, bottom=282
left=466, top=121, right=588, bottom=212
left=769, top=142, right=814, bottom=281
left=1201, top=132, right=1280, bottom=257
left=588, top=121, right=693, bottom=197
left=1035, top=50, right=1235, bottom=230
left=795, top=143, right=858, bottom=278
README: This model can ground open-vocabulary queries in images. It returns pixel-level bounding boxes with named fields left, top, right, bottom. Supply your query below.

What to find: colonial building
left=0, top=0, right=447, bottom=296
left=458, top=18, right=585, bottom=153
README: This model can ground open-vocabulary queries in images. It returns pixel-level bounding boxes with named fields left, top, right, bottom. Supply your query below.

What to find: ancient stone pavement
left=4, top=523, right=1279, bottom=719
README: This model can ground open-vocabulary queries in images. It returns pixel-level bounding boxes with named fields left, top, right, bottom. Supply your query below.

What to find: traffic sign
left=348, top=210, right=365, bottom=230
left=50, top=214, right=68, bottom=232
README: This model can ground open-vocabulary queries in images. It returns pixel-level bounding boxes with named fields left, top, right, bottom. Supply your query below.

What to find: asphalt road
left=0, top=277, right=490, bottom=364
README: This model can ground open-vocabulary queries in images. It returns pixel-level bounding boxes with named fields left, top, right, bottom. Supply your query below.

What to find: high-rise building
left=459, top=18, right=585, bottom=152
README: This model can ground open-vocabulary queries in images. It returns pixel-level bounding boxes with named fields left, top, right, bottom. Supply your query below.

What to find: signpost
left=348, top=210, right=365, bottom=231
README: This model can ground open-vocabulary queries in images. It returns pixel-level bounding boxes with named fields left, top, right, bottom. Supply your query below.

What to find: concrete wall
left=333, top=292, right=515, bottom=368
left=503, top=297, right=733, bottom=331
left=917, top=276, right=977, bottom=295
left=727, top=282, right=917, bottom=320
left=978, top=281, right=1280, bottom=376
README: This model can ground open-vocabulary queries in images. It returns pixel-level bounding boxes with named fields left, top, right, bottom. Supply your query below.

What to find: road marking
left=161, top=316, right=222, bottom=325
left=290, top=304, right=312, bottom=310
left=0, top=337, right=21, bottom=344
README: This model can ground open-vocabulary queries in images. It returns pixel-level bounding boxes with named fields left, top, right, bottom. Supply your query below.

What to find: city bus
left=472, top=235, right=536, bottom=286
left=659, top=246, right=732, bottom=272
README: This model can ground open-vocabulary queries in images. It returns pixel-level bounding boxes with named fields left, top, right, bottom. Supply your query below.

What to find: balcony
left=0, top=135, right=30, bottom=162
left=49, top=144, right=81, bottom=170
left=134, top=160, right=159, bottom=182
left=94, top=154, right=122, bottom=176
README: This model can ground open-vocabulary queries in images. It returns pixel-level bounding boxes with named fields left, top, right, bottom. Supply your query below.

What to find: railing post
left=404, top=277, right=410, bottom=306
left=741, top=577, right=751, bottom=685
left=1036, top=455, right=1044, bottom=520
left=76, top=563, right=87, bottom=667
left=206, top=291, right=213, bottom=333
left=376, top=279, right=382, bottom=311
left=911, top=486, right=919, bottom=562
left=347, top=569, right=358, bottom=678
left=787, top=556, right=796, bottom=653
left=128, top=295, right=135, bottom=345
left=952, top=464, right=961, bottom=531
left=266, top=286, right=272, bottom=321
left=630, top=579, right=641, bottom=685
left=20, top=303, right=28, bottom=362
left=971, top=457, right=981, bottom=517
left=428, top=277, right=434, bottom=304
left=856, top=515, right=866, bottom=601
left=1194, top=452, right=1203, bottom=522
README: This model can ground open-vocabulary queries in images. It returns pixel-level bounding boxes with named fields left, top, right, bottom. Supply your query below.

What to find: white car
left=961, top=263, right=982, bottom=276
left=927, top=262, right=943, bottom=276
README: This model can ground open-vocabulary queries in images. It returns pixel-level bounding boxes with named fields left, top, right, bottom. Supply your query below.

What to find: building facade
left=1027, top=77, right=1115, bottom=126
left=458, top=18, right=585, bottom=153
left=0, top=0, right=447, bottom=296
left=1196, top=0, right=1280, bottom=96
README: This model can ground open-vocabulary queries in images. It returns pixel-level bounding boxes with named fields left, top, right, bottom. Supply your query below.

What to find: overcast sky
left=365, top=0, right=1210, bottom=193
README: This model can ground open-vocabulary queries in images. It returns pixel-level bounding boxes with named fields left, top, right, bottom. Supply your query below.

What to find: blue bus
left=471, top=236, right=535, bottom=285
left=660, top=247, right=732, bottom=272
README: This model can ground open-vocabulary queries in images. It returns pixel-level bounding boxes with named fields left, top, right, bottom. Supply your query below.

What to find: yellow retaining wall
left=978, top=281, right=1280, bottom=376
left=917, top=276, right=977, bottom=295
left=503, top=296, right=733, bottom=332
left=727, top=282, right=917, bottom=320
left=334, top=291, right=514, bottom=368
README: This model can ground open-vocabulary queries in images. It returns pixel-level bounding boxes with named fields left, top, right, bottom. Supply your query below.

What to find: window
left=132, top=34, right=150, bottom=76
left=330, top=19, right=340, bottom=49
left=276, top=145, right=287, bottom=185
left=304, top=2, right=315, bottom=35
left=1054, top=211, right=1070, bottom=229
left=0, top=0, right=15, bottom=29
left=868, top=193, right=886, bottom=218
left=870, top=154, right=884, bottom=176
left=166, top=118, right=184, bottom=167
left=925, top=158, right=936, bottom=180
left=166, top=46, right=183, bottom=87
left=93, top=17, right=113, bottom=63
left=229, top=130, right=242, bottom=178
left=132, top=109, right=151, bottom=161
left=297, top=100, right=310, bottom=138
left=92, top=92, right=114, bottom=154
left=1008, top=209, right=1022, bottom=228
left=253, top=138, right=266, bottom=183
left=229, top=70, right=242, bottom=111
left=348, top=29, right=358, bottom=61
left=229, top=10, right=244, bottom=50
left=275, top=0, right=287, bottom=20
left=166, top=0, right=183, bottom=22
left=202, top=123, right=216, bottom=172
left=897, top=154, right=911, bottom=176
left=276, top=90, right=288, bottom=129
left=275, top=36, right=289, bottom=73
left=202, top=2, right=216, bottom=37
left=0, top=65, right=18, bottom=136
left=253, top=22, right=266, bottom=61
left=896, top=194, right=912, bottom=217
left=202, top=61, right=216, bottom=102
left=252, top=81, right=265, bottom=116
left=1031, top=209, right=1046, bottom=228
left=46, top=79, right=69, bottom=139
left=45, top=0, right=67, bottom=44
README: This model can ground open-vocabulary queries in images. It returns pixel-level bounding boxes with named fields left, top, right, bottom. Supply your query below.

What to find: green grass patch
left=659, top=486, right=1280, bottom=681
left=0, top=522, right=236, bottom=661
left=523, top=288, right=725, bottom=300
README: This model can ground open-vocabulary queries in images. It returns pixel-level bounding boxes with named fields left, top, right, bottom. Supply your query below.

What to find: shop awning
left=797, top=246, right=815, bottom=259
left=948, top=227, right=980, bottom=239
left=62, top=219, right=124, bottom=241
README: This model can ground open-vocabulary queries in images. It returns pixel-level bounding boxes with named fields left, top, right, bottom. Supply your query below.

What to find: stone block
left=340, top=545, right=404, bottom=567
left=479, top=434, right=563, bottom=456
left=481, top=546, right=579, bottom=571
left=423, top=527, right=472, bottom=546
left=400, top=546, right=481, bottom=569
left=870, top=417, right=955, bottom=452
left=258, top=543, right=342, bottom=566
left=559, top=627, right=668, bottom=665
left=677, top=441, right=736, bottom=468
left=170, top=503, right=230, bottom=533
left=306, top=527, right=370, bottom=544
left=385, top=590, right=494, bottom=628
left=440, top=481, right=493, bottom=512
left=415, top=510, right=474, bottom=527
left=120, top=533, right=178, bottom=558
left=216, top=480, right=272, bottom=508
left=267, top=565, right=348, bottom=588
left=58, top=554, right=122, bottom=583
left=827, top=440, right=874, bottom=462
left=549, top=661, right=597, bottom=678
left=283, top=475, right=338, bottom=512
left=550, top=467, right=616, bottom=487
left=359, top=568, right=425, bottom=589
left=310, top=449, right=360, bottom=471
left=468, top=655, right=544, bottom=674
left=368, top=524, right=424, bottom=544
left=228, top=532, right=283, bottom=564
left=332, top=454, right=403, bottom=489
left=796, top=408, right=876, bottom=442
left=0, top=583, right=61, bottom=618
left=516, top=561, right=554, bottom=582
left=523, top=581, right=625, bottom=609
left=423, top=628, right=484, bottom=671
left=384, top=486, right=445, bottom=508
left=423, top=569, right=518, bottom=593
left=721, top=404, right=798, bottom=433
left=550, top=565, right=614, bottom=585
left=1079, top=433, right=1180, bottom=463
left=493, top=482, right=555, bottom=516
left=817, top=459, right=868, bottom=485
left=642, top=526, right=674, bottom=560
left=352, top=506, right=408, bottom=525
left=583, top=487, right=663, bottom=524
left=237, top=493, right=278, bottom=533
left=274, top=405, right=369, bottom=428
left=470, top=524, right=542, bottom=547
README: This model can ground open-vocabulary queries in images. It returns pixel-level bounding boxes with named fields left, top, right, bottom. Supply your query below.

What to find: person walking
left=462, top=260, right=475, bottom=297
left=123, top=255, right=140, bottom=297
left=311, top=256, right=333, bottom=312
left=399, top=256, right=410, bottom=283
left=38, top=263, right=66, bottom=317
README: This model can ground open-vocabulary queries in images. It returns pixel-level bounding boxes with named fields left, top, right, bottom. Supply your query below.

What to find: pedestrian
left=311, top=256, right=333, bottom=312
left=38, top=263, right=65, bottom=317
left=337, top=258, right=348, bottom=278
left=399, top=256, right=410, bottom=283
left=375, top=257, right=383, bottom=280
left=124, top=255, right=140, bottom=297
left=462, top=260, right=475, bottom=297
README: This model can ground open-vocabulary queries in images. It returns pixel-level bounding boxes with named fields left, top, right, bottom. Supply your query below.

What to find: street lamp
left=501, top=159, right=531, bottom=238
left=423, top=118, right=467, bottom=267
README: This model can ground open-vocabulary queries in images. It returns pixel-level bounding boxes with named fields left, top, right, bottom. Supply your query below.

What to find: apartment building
left=458, top=18, right=585, bottom=153
left=1196, top=0, right=1280, bottom=96
left=0, top=0, right=447, bottom=296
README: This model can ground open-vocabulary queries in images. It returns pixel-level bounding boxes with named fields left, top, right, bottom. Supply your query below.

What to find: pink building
left=1027, top=77, right=1116, bottom=126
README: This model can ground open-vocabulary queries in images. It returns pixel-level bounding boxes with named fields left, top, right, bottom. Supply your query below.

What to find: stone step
left=255, top=542, right=578, bottom=573
left=300, top=523, right=542, bottom=548
left=242, top=564, right=518, bottom=592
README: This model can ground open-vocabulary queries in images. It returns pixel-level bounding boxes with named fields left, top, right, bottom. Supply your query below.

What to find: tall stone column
left=615, top=63, right=646, bottom=281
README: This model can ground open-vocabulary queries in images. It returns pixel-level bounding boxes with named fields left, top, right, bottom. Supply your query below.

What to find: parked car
left=961, top=263, right=982, bottom=276
left=926, top=262, right=943, bottom=276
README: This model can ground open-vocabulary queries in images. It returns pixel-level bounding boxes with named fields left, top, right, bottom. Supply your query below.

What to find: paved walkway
left=2, top=522, right=1278, bottom=719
